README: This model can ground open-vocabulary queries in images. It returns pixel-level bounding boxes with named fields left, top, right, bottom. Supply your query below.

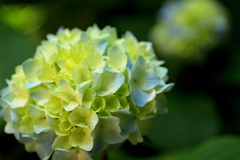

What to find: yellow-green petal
left=29, top=104, right=45, bottom=120
left=70, top=127, right=93, bottom=151
left=20, top=115, right=34, bottom=134
left=93, top=97, right=105, bottom=112
left=33, top=118, right=51, bottom=134
left=22, top=58, right=43, bottom=82
left=68, top=107, right=98, bottom=130
left=52, top=136, right=71, bottom=150
left=37, top=66, right=56, bottom=82
left=91, top=71, right=125, bottom=96
left=87, top=50, right=103, bottom=72
left=73, top=62, right=93, bottom=88
left=106, top=46, right=127, bottom=72
left=82, top=88, right=96, bottom=109
left=104, top=95, right=120, bottom=112
left=59, top=120, right=72, bottom=132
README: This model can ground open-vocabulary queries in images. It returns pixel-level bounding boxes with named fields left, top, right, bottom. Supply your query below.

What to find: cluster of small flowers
left=151, top=0, right=229, bottom=59
left=0, top=25, right=173, bottom=159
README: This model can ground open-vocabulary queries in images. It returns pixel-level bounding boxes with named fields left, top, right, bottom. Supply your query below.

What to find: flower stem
left=102, top=150, right=108, bottom=160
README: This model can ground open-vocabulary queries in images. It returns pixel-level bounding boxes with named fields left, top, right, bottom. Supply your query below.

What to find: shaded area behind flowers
left=1, top=0, right=240, bottom=159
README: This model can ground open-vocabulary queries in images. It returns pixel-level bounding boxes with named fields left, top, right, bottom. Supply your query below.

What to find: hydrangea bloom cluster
left=0, top=25, right=173, bottom=160
left=150, top=0, right=229, bottom=59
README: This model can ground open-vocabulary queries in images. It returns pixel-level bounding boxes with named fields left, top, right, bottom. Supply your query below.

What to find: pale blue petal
left=138, top=71, right=161, bottom=91
left=92, top=71, right=124, bottom=96
left=156, top=94, right=168, bottom=114
left=93, top=39, right=108, bottom=55
left=89, top=135, right=108, bottom=155
left=131, top=55, right=147, bottom=78
left=128, top=125, right=143, bottom=145
left=130, top=84, right=150, bottom=107
left=155, top=83, right=174, bottom=93
left=111, top=110, right=137, bottom=139
left=103, top=129, right=125, bottom=144
left=25, top=81, right=41, bottom=89
left=33, top=119, right=51, bottom=134
left=31, top=131, right=56, bottom=160
left=126, top=53, right=132, bottom=69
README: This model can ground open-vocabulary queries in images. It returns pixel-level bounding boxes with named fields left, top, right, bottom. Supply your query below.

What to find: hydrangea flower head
left=150, top=0, right=229, bottom=59
left=0, top=25, right=173, bottom=159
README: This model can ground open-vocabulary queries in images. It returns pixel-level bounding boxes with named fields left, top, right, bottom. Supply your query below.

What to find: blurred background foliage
left=0, top=0, right=240, bottom=159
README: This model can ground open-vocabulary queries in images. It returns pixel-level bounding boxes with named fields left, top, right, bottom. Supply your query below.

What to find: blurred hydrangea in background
left=0, top=4, right=46, bottom=35
left=0, top=25, right=173, bottom=159
left=150, top=0, right=229, bottom=60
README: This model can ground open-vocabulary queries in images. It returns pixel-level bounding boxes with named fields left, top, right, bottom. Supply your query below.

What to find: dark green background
left=1, top=0, right=240, bottom=159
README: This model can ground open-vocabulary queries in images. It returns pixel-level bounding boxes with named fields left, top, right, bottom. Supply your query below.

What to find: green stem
left=102, top=150, right=108, bottom=160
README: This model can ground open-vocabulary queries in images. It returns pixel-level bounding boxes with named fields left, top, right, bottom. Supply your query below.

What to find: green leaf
left=142, top=150, right=191, bottom=160
left=187, top=136, right=240, bottom=160
left=151, top=136, right=240, bottom=160
left=148, top=92, right=221, bottom=150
